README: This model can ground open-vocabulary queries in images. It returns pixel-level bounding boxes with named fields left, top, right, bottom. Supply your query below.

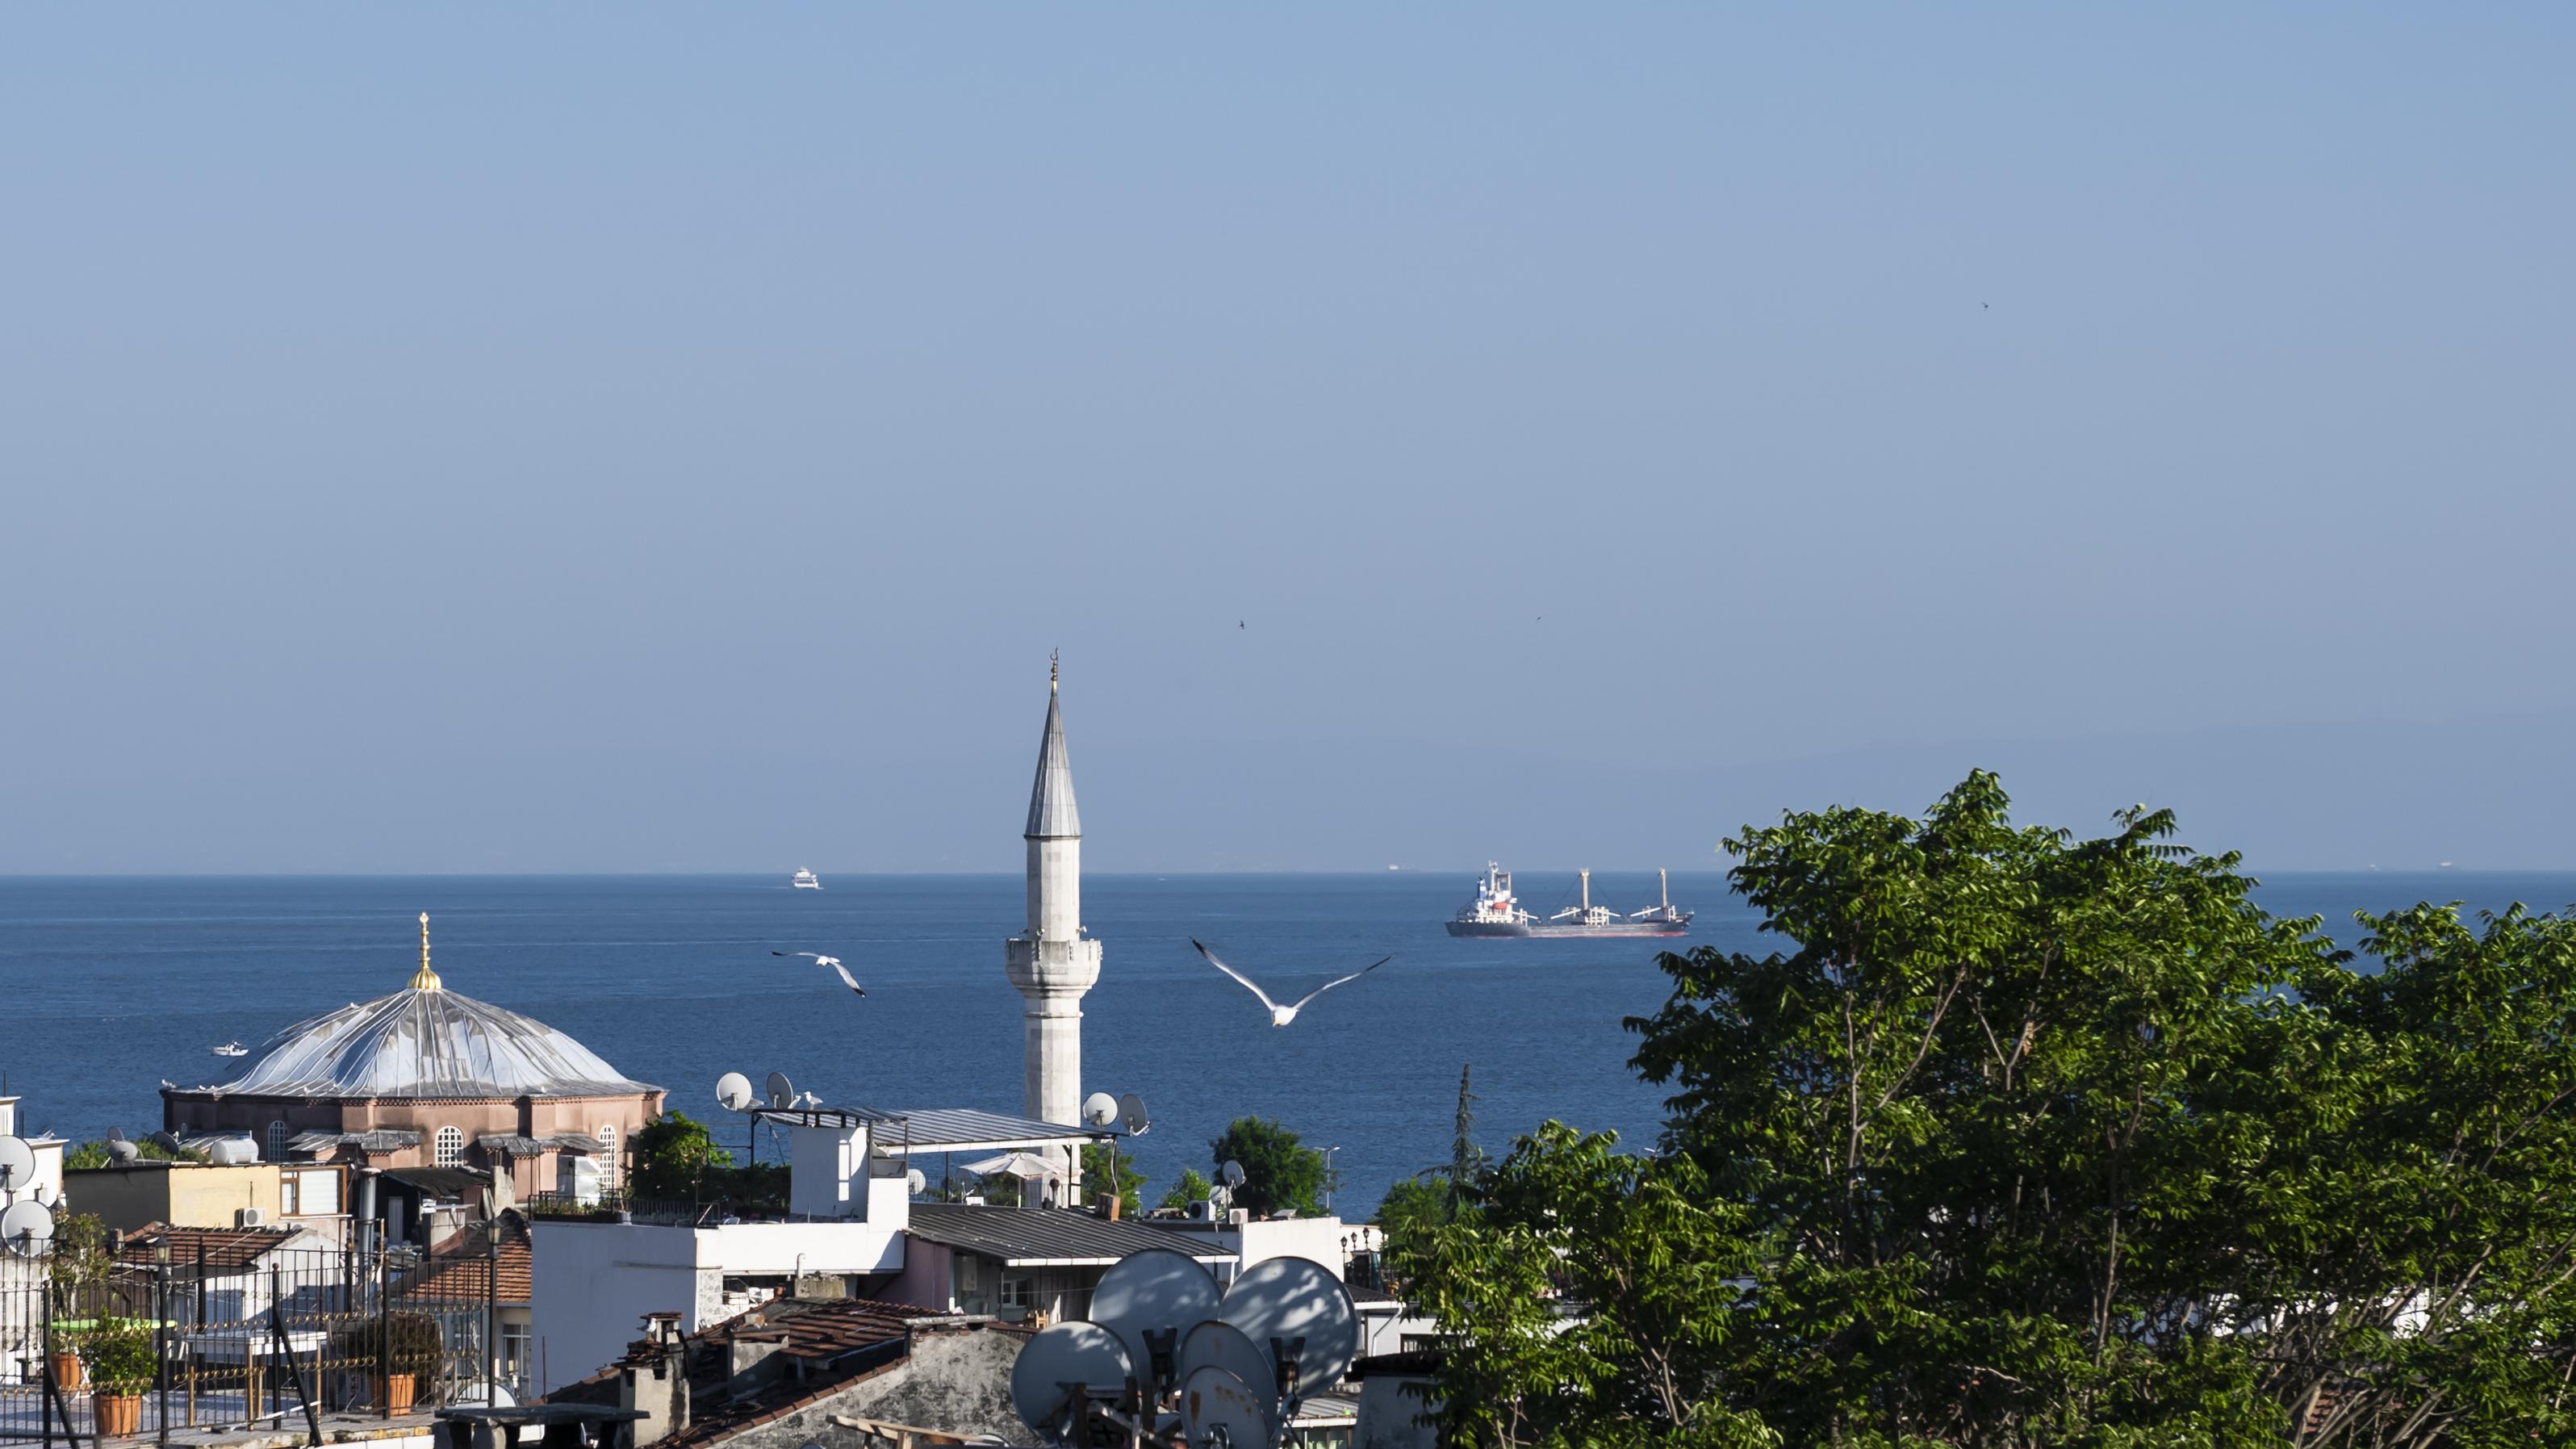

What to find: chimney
left=619, top=1314, right=690, bottom=1447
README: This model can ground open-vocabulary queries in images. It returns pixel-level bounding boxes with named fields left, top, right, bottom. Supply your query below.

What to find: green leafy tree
left=629, top=1112, right=731, bottom=1201
left=1393, top=773, right=2576, bottom=1447
left=1081, top=1141, right=1144, bottom=1217
left=1157, top=1167, right=1213, bottom=1212
left=65, top=1137, right=203, bottom=1170
left=1210, top=1117, right=1324, bottom=1217
left=1371, top=1177, right=1452, bottom=1258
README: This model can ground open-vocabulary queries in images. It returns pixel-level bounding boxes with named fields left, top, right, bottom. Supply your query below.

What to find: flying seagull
left=773, top=951, right=864, bottom=998
left=1192, top=939, right=1389, bottom=1027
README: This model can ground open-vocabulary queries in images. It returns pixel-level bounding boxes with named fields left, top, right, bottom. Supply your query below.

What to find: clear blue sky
left=3, top=6, right=2570, bottom=873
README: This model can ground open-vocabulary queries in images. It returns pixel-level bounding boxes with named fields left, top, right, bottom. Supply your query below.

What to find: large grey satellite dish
left=1181, top=1365, right=1276, bottom=1449
left=1008, top=1321, right=1132, bottom=1437
left=1118, top=1092, right=1151, bottom=1136
left=1089, top=1248, right=1220, bottom=1395
left=715, top=1073, right=756, bottom=1112
left=1219, top=1256, right=1359, bottom=1401
left=105, top=1129, right=141, bottom=1165
left=765, top=1071, right=795, bottom=1110
left=1219, top=1159, right=1246, bottom=1188
left=1082, top=1092, right=1119, bottom=1129
left=0, top=1136, right=35, bottom=1194
left=1178, top=1320, right=1278, bottom=1411
left=1, top=1200, right=55, bottom=1258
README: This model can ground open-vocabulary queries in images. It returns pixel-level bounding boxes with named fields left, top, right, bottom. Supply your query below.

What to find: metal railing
left=0, top=1227, right=506, bottom=1444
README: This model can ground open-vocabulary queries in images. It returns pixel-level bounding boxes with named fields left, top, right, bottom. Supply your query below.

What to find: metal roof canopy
left=880, top=1107, right=1109, bottom=1154
left=905, top=1203, right=1231, bottom=1269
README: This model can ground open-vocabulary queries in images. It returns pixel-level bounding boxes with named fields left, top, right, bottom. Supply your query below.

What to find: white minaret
left=1004, top=657, right=1101, bottom=1183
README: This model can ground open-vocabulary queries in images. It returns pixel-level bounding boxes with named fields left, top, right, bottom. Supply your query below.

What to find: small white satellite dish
left=1178, top=1320, right=1278, bottom=1410
left=1, top=1200, right=55, bottom=1258
left=1118, top=1092, right=1151, bottom=1136
left=1081, top=1092, right=1119, bottom=1129
left=1181, top=1365, right=1276, bottom=1449
left=765, top=1071, right=795, bottom=1110
left=1219, top=1159, right=1247, bottom=1188
left=715, top=1072, right=756, bottom=1112
left=1219, top=1255, right=1360, bottom=1400
left=1089, top=1248, right=1221, bottom=1395
left=0, top=1136, right=36, bottom=1194
left=905, top=1168, right=927, bottom=1196
left=1008, top=1321, right=1132, bottom=1436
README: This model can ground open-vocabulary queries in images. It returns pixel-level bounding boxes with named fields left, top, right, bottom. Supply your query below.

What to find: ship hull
left=1446, top=919, right=1691, bottom=938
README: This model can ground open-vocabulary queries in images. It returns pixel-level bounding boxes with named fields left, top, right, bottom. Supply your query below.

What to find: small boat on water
left=209, top=1041, right=248, bottom=1057
left=1445, top=863, right=1692, bottom=938
left=791, top=868, right=822, bottom=890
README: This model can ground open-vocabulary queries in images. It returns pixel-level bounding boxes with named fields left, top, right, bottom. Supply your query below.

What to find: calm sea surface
left=3, top=869, right=2570, bottom=1219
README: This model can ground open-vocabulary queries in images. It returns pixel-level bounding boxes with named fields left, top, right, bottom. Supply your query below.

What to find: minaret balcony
left=1005, top=933, right=1102, bottom=997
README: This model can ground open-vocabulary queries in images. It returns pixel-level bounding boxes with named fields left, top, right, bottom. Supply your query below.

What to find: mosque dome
left=191, top=914, right=656, bottom=1101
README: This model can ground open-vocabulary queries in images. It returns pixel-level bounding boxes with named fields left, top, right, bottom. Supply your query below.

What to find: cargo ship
left=1445, top=864, right=1693, bottom=938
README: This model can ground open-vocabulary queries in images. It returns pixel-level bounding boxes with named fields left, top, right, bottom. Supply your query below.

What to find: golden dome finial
left=410, top=911, right=442, bottom=991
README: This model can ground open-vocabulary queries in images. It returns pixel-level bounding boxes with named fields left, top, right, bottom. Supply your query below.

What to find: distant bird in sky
left=1238, top=619, right=1245, bottom=630
left=1192, top=939, right=1389, bottom=1027
left=1982, top=302, right=1989, bottom=309
left=773, top=950, right=864, bottom=997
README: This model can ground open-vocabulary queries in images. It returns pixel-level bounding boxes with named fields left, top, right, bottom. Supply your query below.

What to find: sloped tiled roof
left=403, top=1212, right=533, bottom=1304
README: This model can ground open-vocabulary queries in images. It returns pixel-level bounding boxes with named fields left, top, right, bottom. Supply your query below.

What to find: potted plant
left=82, top=1323, right=156, bottom=1437
left=332, top=1313, right=442, bottom=1414
left=47, top=1322, right=90, bottom=1392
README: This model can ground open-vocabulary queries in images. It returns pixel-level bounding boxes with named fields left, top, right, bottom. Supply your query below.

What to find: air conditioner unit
left=236, top=1208, right=267, bottom=1228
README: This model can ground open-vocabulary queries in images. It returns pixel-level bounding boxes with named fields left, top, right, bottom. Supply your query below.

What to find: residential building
left=890, top=1203, right=1232, bottom=1325
left=65, top=1159, right=350, bottom=1238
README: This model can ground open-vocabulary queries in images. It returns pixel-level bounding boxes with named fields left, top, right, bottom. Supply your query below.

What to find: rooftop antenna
left=1008, top=1321, right=1131, bottom=1443
left=716, top=1071, right=758, bottom=1165
left=1219, top=1255, right=1360, bottom=1424
left=0, top=1200, right=53, bottom=1258
left=1182, top=1362, right=1277, bottom=1449
left=1177, top=1320, right=1279, bottom=1442
left=1118, top=1092, right=1152, bottom=1137
left=1088, top=1247, right=1219, bottom=1404
left=106, top=1127, right=141, bottom=1165
left=0, top=1135, right=36, bottom=1197
left=765, top=1071, right=796, bottom=1112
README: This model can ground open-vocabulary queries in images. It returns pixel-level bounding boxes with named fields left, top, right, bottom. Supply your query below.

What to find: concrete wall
left=882, top=1241, right=956, bottom=1314
left=1355, top=1374, right=1441, bottom=1449
left=700, top=1325, right=1031, bottom=1449
left=532, top=1218, right=909, bottom=1396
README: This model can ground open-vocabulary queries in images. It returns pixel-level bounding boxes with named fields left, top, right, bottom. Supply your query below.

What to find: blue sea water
left=2, top=869, right=2570, bottom=1220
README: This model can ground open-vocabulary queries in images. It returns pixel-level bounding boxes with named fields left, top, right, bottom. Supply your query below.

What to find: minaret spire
left=1005, top=661, right=1103, bottom=1188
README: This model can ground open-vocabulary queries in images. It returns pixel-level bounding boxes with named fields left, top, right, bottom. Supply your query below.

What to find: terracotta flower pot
left=376, top=1373, right=416, bottom=1415
left=93, top=1392, right=142, bottom=1439
left=48, top=1351, right=83, bottom=1391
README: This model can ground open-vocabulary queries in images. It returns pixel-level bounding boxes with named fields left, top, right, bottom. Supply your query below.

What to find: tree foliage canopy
left=1211, top=1116, right=1326, bottom=1217
left=1392, top=773, right=2576, bottom=1447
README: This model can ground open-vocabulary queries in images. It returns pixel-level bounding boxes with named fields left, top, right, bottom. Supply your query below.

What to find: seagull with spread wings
left=1192, top=939, right=1388, bottom=1027
left=773, top=950, right=865, bottom=998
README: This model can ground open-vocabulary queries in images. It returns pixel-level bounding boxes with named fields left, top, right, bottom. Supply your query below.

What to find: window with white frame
left=266, top=1121, right=289, bottom=1162
left=434, top=1124, right=464, bottom=1166
left=998, top=1276, right=1035, bottom=1313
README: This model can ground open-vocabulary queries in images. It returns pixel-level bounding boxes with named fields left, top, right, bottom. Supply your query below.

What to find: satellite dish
left=0, top=1137, right=35, bottom=1194
left=107, top=1138, right=142, bottom=1165
left=148, top=1131, right=183, bottom=1154
left=1219, top=1160, right=1247, bottom=1188
left=905, top=1168, right=927, bottom=1196
left=1, top=1200, right=55, bottom=1258
left=1089, top=1248, right=1221, bottom=1396
left=1007, top=1321, right=1132, bottom=1436
left=1178, top=1320, right=1279, bottom=1413
left=715, top=1072, right=756, bottom=1112
left=1118, top=1092, right=1151, bottom=1136
left=1219, top=1256, right=1359, bottom=1400
left=1181, top=1365, right=1276, bottom=1449
left=766, top=1071, right=796, bottom=1110
left=1082, top=1092, right=1119, bottom=1129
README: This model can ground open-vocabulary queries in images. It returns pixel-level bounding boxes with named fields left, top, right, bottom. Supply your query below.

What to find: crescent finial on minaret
left=1051, top=649, right=1059, bottom=693
left=410, top=911, right=442, bottom=991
